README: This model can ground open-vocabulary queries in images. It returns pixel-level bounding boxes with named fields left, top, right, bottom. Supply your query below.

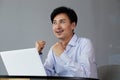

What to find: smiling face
left=52, top=13, right=76, bottom=41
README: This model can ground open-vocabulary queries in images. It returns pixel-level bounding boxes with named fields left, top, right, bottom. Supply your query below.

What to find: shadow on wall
left=98, top=65, right=120, bottom=80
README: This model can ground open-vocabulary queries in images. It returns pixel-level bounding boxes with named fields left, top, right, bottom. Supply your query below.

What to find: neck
left=60, top=34, right=74, bottom=49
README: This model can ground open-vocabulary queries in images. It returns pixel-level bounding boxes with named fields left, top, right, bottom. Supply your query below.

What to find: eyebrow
left=53, top=19, right=66, bottom=22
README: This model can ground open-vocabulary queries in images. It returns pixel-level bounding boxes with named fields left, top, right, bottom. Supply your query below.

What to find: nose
left=55, top=23, right=61, bottom=29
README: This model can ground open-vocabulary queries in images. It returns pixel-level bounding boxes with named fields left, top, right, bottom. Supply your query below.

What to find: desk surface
left=0, top=76, right=99, bottom=80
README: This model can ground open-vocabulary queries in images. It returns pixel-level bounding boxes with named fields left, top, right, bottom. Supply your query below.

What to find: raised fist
left=35, top=40, right=46, bottom=54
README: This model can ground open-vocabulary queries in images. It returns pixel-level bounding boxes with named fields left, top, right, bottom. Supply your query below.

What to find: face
left=52, top=13, right=76, bottom=41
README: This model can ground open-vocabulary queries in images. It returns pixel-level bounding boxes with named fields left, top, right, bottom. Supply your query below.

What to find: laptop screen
left=0, top=48, right=46, bottom=76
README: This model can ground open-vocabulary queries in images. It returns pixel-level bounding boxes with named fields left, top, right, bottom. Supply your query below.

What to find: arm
left=35, top=40, right=46, bottom=63
left=35, top=40, right=55, bottom=76
left=44, top=48, right=55, bottom=76
left=53, top=39, right=98, bottom=78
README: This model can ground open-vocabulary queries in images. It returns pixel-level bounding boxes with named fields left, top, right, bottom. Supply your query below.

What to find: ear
left=71, top=22, right=76, bottom=30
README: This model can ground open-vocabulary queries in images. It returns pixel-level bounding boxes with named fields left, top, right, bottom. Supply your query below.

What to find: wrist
left=39, top=52, right=43, bottom=55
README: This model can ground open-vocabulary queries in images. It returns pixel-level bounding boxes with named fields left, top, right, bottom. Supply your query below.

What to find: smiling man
left=36, top=6, right=98, bottom=78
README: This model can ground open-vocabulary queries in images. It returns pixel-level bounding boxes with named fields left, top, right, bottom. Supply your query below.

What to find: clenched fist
left=35, top=40, right=46, bottom=54
left=52, top=42, right=65, bottom=57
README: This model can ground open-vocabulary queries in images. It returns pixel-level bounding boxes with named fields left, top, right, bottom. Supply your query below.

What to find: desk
left=0, top=78, right=29, bottom=80
left=0, top=76, right=99, bottom=80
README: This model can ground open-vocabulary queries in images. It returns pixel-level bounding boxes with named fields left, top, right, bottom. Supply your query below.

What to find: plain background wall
left=93, top=0, right=120, bottom=66
left=0, top=0, right=120, bottom=68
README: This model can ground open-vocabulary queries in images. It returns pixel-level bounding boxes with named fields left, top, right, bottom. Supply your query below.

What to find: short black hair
left=50, top=6, right=78, bottom=25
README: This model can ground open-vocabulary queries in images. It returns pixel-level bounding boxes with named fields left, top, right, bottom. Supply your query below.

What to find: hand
left=52, top=42, right=65, bottom=57
left=35, top=40, right=46, bottom=54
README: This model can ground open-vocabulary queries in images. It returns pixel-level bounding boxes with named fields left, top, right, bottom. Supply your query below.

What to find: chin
left=56, top=35, right=63, bottom=39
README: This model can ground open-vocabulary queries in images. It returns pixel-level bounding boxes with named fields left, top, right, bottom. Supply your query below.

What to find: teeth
left=56, top=30, right=63, bottom=33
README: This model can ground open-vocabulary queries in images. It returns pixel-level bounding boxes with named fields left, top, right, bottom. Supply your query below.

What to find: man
left=36, top=6, right=98, bottom=78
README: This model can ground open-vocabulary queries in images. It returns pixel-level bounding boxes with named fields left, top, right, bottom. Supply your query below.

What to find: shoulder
left=75, top=35, right=94, bottom=51
left=77, top=36, right=92, bottom=45
left=77, top=36, right=95, bottom=57
left=71, top=34, right=91, bottom=45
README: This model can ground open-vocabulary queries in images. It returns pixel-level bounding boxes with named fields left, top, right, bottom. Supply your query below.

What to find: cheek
left=65, top=27, right=73, bottom=33
left=52, top=26, right=55, bottom=31
left=52, top=27, right=56, bottom=34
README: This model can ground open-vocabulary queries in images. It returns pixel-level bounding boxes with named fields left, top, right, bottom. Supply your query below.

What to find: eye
left=53, top=21, right=57, bottom=25
left=60, top=20, right=65, bottom=24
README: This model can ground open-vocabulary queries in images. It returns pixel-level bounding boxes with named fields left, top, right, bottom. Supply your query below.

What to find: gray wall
left=93, top=0, right=120, bottom=66
left=0, top=0, right=120, bottom=68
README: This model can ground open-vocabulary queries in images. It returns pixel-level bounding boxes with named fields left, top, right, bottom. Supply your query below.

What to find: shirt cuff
left=39, top=52, right=43, bottom=54
left=59, top=53, right=71, bottom=65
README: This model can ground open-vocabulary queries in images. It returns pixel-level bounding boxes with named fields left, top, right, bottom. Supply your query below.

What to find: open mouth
left=56, top=30, right=64, bottom=35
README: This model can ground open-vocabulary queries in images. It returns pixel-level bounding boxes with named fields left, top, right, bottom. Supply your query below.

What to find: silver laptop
left=0, top=48, right=46, bottom=76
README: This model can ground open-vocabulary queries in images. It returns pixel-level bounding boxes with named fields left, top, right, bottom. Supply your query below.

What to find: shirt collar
left=68, top=34, right=78, bottom=47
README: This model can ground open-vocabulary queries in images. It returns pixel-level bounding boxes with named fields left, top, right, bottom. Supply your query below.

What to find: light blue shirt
left=43, top=34, right=98, bottom=78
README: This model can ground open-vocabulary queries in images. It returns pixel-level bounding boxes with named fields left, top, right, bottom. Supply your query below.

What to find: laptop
left=0, top=48, right=46, bottom=76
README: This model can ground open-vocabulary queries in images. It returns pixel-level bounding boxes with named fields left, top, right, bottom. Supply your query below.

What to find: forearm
left=39, top=53, right=43, bottom=64
left=59, top=53, right=97, bottom=78
left=59, top=53, right=86, bottom=77
left=43, top=48, right=55, bottom=76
